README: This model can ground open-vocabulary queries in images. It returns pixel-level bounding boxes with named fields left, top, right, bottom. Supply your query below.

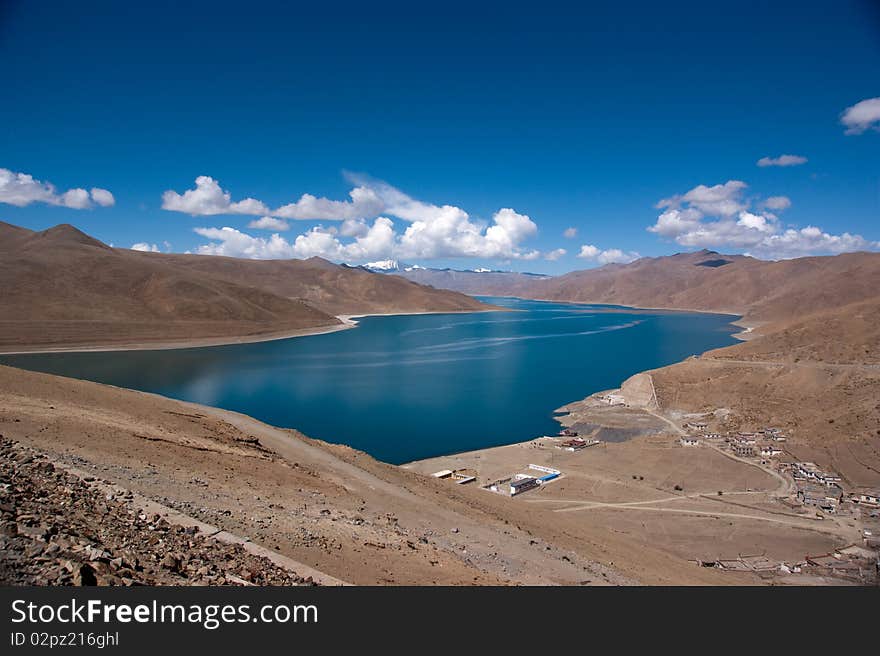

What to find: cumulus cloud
left=750, top=227, right=879, bottom=260
left=563, top=227, right=577, bottom=239
left=577, top=244, right=640, bottom=264
left=841, top=97, right=880, bottom=134
left=275, top=186, right=384, bottom=220
left=194, top=217, right=399, bottom=262
left=90, top=188, right=115, bottom=207
left=391, top=206, right=539, bottom=260
left=757, top=154, right=808, bottom=167
left=544, top=248, right=567, bottom=261
left=0, top=168, right=115, bottom=209
left=188, top=174, right=541, bottom=263
left=649, top=180, right=877, bottom=258
left=194, top=227, right=295, bottom=259
left=131, top=242, right=160, bottom=252
left=761, top=196, right=791, bottom=211
left=657, top=180, right=748, bottom=218
left=339, top=218, right=370, bottom=238
left=248, top=216, right=290, bottom=231
left=162, top=176, right=269, bottom=216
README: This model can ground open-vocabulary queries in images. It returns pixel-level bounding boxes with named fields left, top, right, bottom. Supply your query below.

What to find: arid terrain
left=398, top=250, right=880, bottom=483
left=1, top=364, right=735, bottom=586
left=0, top=221, right=489, bottom=352
left=1, top=220, right=878, bottom=585
left=401, top=249, right=880, bottom=324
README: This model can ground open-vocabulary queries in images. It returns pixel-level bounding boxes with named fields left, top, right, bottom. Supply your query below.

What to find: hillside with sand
left=0, top=221, right=490, bottom=351
left=400, top=249, right=880, bottom=325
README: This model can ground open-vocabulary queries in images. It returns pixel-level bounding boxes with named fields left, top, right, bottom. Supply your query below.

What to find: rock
left=73, top=563, right=97, bottom=586
left=160, top=554, right=181, bottom=572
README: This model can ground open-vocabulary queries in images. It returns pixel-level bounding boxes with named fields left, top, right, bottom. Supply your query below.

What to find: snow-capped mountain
left=363, top=259, right=400, bottom=272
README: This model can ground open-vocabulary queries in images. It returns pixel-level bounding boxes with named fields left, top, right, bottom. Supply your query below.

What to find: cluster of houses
left=600, top=393, right=626, bottom=406
left=803, top=544, right=879, bottom=583
left=554, top=429, right=601, bottom=452
left=482, top=464, right=563, bottom=497
left=729, top=430, right=784, bottom=457
left=783, top=463, right=844, bottom=514
left=559, top=437, right=601, bottom=451
left=679, top=425, right=789, bottom=460
left=699, top=544, right=879, bottom=583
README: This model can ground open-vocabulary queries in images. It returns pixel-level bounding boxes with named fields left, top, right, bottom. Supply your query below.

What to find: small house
left=510, top=476, right=539, bottom=496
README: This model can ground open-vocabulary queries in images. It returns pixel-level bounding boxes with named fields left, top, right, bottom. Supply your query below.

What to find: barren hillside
left=158, top=253, right=490, bottom=316
left=0, top=221, right=490, bottom=350
left=651, top=298, right=880, bottom=487
left=400, top=249, right=880, bottom=325
left=0, top=364, right=743, bottom=585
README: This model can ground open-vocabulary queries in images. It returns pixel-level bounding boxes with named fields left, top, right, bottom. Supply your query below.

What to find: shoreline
left=510, top=295, right=760, bottom=341
left=1, top=298, right=751, bottom=469
left=0, top=308, right=503, bottom=356
left=0, top=321, right=356, bottom=356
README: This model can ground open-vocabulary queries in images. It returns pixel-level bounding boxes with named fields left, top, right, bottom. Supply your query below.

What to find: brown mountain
left=532, top=249, right=880, bottom=323
left=404, top=249, right=880, bottom=325
left=156, top=254, right=493, bottom=316
left=0, top=221, right=491, bottom=351
left=652, top=296, right=880, bottom=486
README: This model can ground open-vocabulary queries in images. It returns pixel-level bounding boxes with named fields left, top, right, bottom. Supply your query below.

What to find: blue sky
left=1, top=0, right=878, bottom=273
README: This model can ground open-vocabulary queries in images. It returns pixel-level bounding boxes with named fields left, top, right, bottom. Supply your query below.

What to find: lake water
left=0, top=298, right=738, bottom=464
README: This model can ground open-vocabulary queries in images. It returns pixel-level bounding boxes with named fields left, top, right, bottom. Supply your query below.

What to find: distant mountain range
left=357, top=261, right=553, bottom=296
left=381, top=249, right=880, bottom=324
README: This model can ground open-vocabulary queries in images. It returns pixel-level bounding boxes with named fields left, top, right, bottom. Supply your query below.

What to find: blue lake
left=0, top=298, right=739, bottom=464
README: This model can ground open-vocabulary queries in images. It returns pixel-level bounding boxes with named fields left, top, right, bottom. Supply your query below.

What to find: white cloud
left=563, top=227, right=577, bottom=239
left=194, top=226, right=296, bottom=259
left=60, top=188, right=92, bottom=209
left=736, top=211, right=775, bottom=233
left=577, top=244, right=599, bottom=259
left=162, top=176, right=269, bottom=216
left=248, top=216, right=290, bottom=231
left=339, top=218, right=370, bottom=238
left=393, top=206, right=539, bottom=260
left=188, top=174, right=541, bottom=262
left=752, top=227, right=879, bottom=260
left=841, top=97, right=880, bottom=134
left=131, top=242, right=160, bottom=252
left=649, top=180, right=878, bottom=258
left=0, top=168, right=114, bottom=209
left=90, top=188, right=115, bottom=207
left=544, top=248, right=567, bottom=261
left=596, top=248, right=640, bottom=264
left=194, top=217, right=399, bottom=262
left=761, top=195, right=791, bottom=211
left=657, top=180, right=748, bottom=218
left=275, top=186, right=384, bottom=220
left=577, top=244, right=640, bottom=264
left=757, top=154, right=808, bottom=167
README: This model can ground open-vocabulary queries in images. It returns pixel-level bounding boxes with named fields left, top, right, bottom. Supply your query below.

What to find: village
left=416, top=415, right=880, bottom=585
left=677, top=420, right=880, bottom=583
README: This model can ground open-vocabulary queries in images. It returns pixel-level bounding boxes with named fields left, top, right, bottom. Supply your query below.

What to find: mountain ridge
left=0, top=221, right=493, bottom=350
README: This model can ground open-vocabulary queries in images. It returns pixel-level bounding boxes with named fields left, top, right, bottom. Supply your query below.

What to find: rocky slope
left=0, top=363, right=741, bottom=586
left=0, top=437, right=315, bottom=586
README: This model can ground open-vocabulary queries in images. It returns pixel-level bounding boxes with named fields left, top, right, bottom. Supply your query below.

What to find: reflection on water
left=0, top=297, right=738, bottom=464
